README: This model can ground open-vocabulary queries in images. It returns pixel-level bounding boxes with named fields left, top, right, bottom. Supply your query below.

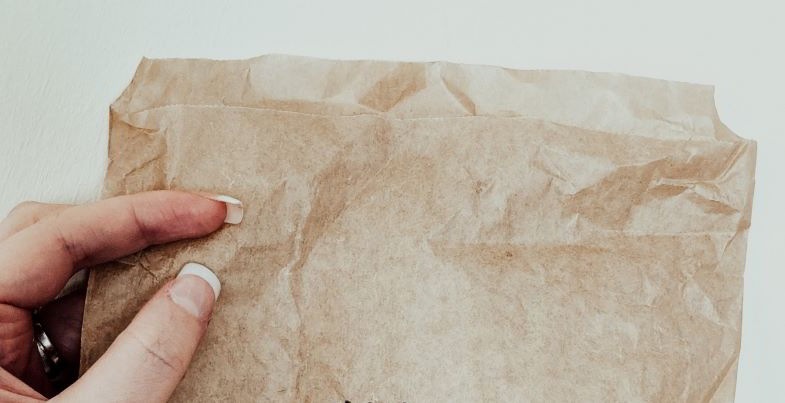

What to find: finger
left=0, top=202, right=71, bottom=242
left=58, top=263, right=220, bottom=403
left=0, top=366, right=45, bottom=401
left=0, top=191, right=240, bottom=308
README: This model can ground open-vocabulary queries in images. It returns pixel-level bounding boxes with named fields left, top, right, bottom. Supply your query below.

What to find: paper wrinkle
left=83, top=55, right=756, bottom=402
left=113, top=56, right=726, bottom=139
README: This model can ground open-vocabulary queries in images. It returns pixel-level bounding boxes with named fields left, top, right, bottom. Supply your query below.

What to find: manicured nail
left=170, top=262, right=221, bottom=318
left=199, top=194, right=243, bottom=224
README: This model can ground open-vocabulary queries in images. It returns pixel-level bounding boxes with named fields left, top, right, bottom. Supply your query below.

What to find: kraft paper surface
left=81, top=55, right=756, bottom=402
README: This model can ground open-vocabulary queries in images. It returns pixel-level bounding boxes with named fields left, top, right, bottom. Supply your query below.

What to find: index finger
left=0, top=191, right=241, bottom=308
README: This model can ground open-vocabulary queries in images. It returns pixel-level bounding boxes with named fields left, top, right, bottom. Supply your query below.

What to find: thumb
left=56, top=263, right=220, bottom=403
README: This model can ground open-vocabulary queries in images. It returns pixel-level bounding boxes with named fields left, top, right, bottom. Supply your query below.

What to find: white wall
left=1, top=1, right=782, bottom=401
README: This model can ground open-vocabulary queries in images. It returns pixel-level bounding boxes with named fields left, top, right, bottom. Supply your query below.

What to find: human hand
left=0, top=191, right=242, bottom=402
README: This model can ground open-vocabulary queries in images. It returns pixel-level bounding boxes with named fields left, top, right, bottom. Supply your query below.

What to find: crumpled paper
left=80, top=55, right=756, bottom=402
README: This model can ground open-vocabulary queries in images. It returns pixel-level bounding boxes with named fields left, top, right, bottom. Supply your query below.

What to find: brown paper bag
left=81, top=55, right=756, bottom=402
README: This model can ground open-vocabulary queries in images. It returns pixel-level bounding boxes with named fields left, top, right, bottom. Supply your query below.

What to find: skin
left=0, top=191, right=227, bottom=402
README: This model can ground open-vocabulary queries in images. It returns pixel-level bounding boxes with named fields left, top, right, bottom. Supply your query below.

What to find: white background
left=1, top=1, right=782, bottom=401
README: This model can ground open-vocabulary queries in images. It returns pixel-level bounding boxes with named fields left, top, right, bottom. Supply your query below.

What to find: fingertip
left=194, top=193, right=244, bottom=224
left=193, top=195, right=232, bottom=229
left=151, top=191, right=229, bottom=234
left=178, top=262, right=221, bottom=301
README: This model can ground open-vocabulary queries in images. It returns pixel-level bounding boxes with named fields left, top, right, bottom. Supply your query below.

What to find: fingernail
left=170, top=262, right=221, bottom=318
left=199, top=193, right=243, bottom=224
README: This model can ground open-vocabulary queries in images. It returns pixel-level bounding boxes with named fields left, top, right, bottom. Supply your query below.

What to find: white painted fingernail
left=202, top=194, right=243, bottom=224
left=177, top=262, right=221, bottom=300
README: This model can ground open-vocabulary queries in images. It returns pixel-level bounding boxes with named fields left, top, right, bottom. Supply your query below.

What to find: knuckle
left=126, top=192, right=208, bottom=243
left=126, top=201, right=174, bottom=245
left=7, top=200, right=41, bottom=217
left=127, top=327, right=186, bottom=375
left=53, top=224, right=90, bottom=266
